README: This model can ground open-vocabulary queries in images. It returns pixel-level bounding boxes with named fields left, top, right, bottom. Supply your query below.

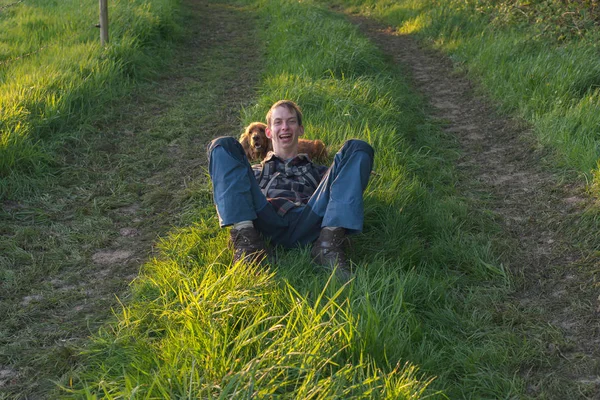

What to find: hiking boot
left=229, top=227, right=268, bottom=264
left=311, top=227, right=352, bottom=282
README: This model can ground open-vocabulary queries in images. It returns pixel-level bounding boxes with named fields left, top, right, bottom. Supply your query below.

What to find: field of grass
left=60, top=0, right=538, bottom=398
left=329, top=0, right=600, bottom=185
left=1, top=0, right=183, bottom=396
left=0, top=0, right=179, bottom=197
left=7, top=0, right=599, bottom=398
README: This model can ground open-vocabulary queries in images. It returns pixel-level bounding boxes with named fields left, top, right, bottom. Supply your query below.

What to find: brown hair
left=266, top=100, right=303, bottom=128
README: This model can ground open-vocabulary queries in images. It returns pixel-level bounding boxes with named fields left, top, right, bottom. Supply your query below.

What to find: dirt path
left=347, top=15, right=600, bottom=399
left=0, top=0, right=262, bottom=397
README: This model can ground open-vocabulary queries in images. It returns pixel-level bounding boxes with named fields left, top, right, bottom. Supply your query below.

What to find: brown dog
left=239, top=122, right=328, bottom=162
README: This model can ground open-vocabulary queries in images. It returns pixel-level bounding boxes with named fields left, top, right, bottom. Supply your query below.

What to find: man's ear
left=265, top=126, right=273, bottom=139
left=298, top=126, right=305, bottom=137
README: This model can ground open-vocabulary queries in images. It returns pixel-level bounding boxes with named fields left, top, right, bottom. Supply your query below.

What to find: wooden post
left=99, top=0, right=109, bottom=45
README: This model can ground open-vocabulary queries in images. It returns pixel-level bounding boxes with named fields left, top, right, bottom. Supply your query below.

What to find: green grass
left=1, top=0, right=267, bottom=396
left=327, top=0, right=600, bottom=187
left=0, top=0, right=179, bottom=194
left=61, top=0, right=537, bottom=398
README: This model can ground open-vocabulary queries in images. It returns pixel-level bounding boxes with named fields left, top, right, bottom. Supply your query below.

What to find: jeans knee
left=340, top=139, right=374, bottom=160
left=207, top=136, right=245, bottom=161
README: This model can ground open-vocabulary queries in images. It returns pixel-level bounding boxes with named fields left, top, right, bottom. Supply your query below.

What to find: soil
left=345, top=14, right=600, bottom=399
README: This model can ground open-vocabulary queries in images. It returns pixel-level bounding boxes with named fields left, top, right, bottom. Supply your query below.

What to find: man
left=207, top=100, right=374, bottom=280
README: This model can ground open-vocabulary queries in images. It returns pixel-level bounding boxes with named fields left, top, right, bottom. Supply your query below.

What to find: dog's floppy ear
left=239, top=131, right=253, bottom=160
left=239, top=132, right=249, bottom=146
left=239, top=123, right=252, bottom=143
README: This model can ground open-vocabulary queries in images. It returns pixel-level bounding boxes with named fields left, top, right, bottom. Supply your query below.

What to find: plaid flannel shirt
left=252, top=152, right=328, bottom=216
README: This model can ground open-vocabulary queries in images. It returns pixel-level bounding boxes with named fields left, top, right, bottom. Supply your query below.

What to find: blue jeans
left=207, top=137, right=374, bottom=248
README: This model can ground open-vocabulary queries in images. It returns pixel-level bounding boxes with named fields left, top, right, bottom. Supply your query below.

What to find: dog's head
left=247, top=122, right=269, bottom=154
left=239, top=122, right=270, bottom=160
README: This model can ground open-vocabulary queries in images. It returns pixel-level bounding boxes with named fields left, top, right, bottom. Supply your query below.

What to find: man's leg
left=207, top=136, right=273, bottom=263
left=309, top=139, right=374, bottom=233
left=310, top=139, right=373, bottom=277
left=283, top=140, right=374, bottom=275
left=207, top=136, right=268, bottom=226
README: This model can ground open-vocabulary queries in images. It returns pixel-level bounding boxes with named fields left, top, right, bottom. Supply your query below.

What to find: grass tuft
left=0, top=0, right=179, bottom=193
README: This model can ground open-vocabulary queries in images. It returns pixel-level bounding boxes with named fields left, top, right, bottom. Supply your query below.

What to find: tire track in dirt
left=347, top=15, right=600, bottom=398
left=1, top=0, right=263, bottom=397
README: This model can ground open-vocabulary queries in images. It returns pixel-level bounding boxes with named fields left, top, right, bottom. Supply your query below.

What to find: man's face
left=266, top=105, right=304, bottom=157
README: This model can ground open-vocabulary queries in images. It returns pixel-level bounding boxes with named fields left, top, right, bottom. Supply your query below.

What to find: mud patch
left=92, top=249, right=134, bottom=265
left=119, top=227, right=140, bottom=237
left=0, top=367, right=18, bottom=388
left=20, top=294, right=43, bottom=306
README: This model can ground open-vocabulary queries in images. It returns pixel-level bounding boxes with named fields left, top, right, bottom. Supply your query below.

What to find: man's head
left=265, top=100, right=305, bottom=159
left=266, top=100, right=303, bottom=128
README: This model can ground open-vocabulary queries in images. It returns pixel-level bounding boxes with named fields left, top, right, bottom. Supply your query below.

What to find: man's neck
left=273, top=150, right=298, bottom=160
